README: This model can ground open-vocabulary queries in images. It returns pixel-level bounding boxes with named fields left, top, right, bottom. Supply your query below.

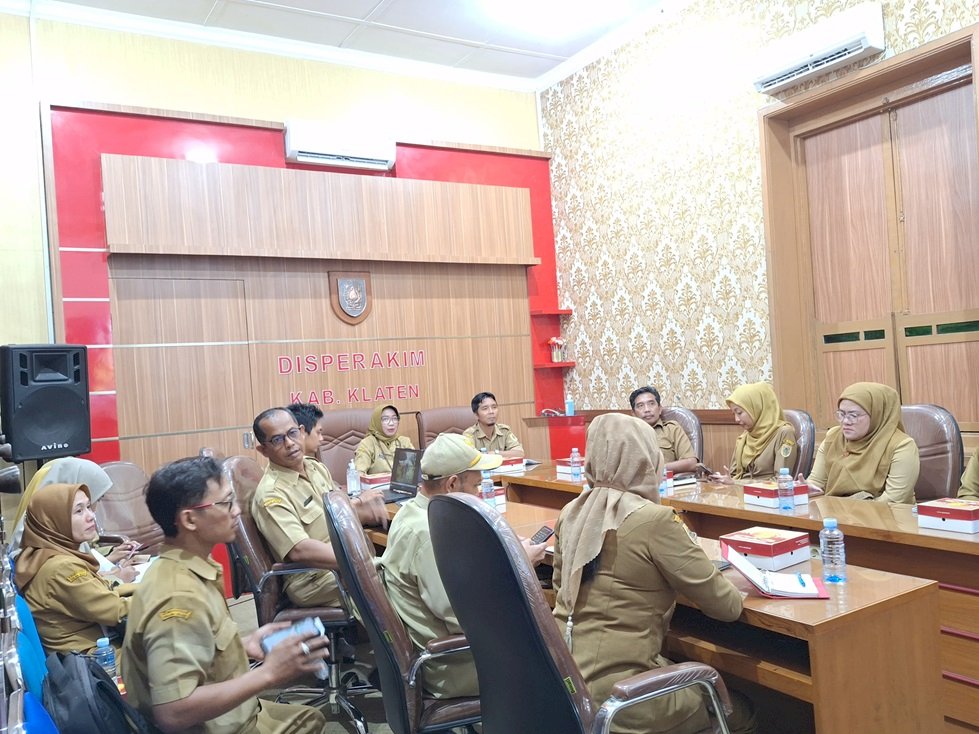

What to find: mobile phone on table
left=530, top=525, right=554, bottom=544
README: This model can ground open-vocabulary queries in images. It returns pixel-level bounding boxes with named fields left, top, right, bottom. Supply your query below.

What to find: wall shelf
left=530, top=308, right=572, bottom=316
left=533, top=361, right=576, bottom=369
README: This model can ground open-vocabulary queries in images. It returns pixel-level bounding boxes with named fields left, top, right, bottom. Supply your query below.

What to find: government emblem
left=329, top=271, right=372, bottom=325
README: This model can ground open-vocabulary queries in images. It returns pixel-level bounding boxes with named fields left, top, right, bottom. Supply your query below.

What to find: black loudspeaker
left=0, top=344, right=91, bottom=462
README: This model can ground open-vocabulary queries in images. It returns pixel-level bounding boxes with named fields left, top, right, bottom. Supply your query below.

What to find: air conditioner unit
left=284, top=122, right=395, bottom=171
left=753, top=2, right=885, bottom=95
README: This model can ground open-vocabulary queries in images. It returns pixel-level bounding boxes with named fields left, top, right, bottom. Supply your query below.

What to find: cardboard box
left=555, top=456, right=585, bottom=479
left=719, top=526, right=810, bottom=570
left=362, top=473, right=391, bottom=490
left=743, top=480, right=809, bottom=508
left=917, top=498, right=979, bottom=534
left=491, top=458, right=527, bottom=475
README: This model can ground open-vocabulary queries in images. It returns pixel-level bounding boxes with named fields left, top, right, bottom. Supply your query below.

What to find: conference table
left=499, top=465, right=970, bottom=732
left=372, top=484, right=944, bottom=733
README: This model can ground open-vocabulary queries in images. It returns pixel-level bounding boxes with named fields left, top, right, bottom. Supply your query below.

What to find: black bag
left=42, top=651, right=154, bottom=734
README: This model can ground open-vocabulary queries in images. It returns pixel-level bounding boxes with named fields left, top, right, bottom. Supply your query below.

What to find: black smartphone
left=530, top=525, right=555, bottom=544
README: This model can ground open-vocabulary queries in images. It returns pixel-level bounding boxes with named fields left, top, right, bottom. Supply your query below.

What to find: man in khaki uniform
left=380, top=434, right=545, bottom=698
left=462, top=391, right=524, bottom=458
left=250, top=408, right=386, bottom=607
left=121, top=456, right=329, bottom=734
left=630, top=386, right=698, bottom=474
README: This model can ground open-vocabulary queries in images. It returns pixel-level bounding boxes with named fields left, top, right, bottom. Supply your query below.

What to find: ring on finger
left=300, top=642, right=311, bottom=656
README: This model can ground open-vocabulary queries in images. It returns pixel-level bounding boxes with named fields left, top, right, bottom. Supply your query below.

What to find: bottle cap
left=823, top=517, right=838, bottom=529
left=97, top=637, right=110, bottom=647
left=666, top=470, right=673, bottom=478
left=779, top=467, right=790, bottom=475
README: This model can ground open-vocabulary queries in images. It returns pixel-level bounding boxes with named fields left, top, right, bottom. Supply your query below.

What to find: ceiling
left=11, top=0, right=667, bottom=88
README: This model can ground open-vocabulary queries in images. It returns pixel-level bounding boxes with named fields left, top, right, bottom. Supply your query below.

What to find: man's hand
left=354, top=489, right=388, bottom=529
left=258, top=631, right=331, bottom=687
left=520, top=538, right=547, bottom=567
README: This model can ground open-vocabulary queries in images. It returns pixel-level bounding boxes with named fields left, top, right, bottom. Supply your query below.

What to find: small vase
left=550, top=345, right=563, bottom=362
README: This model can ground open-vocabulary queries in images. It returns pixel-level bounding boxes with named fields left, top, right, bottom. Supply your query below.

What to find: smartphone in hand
left=530, top=525, right=555, bottom=544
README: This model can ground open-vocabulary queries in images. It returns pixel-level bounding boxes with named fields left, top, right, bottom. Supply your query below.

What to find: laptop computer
left=382, top=447, right=422, bottom=504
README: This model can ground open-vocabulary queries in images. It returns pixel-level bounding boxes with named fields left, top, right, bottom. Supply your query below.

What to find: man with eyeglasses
left=379, top=433, right=546, bottom=699
left=629, top=386, right=698, bottom=475
left=250, top=407, right=387, bottom=608
left=122, top=456, right=329, bottom=734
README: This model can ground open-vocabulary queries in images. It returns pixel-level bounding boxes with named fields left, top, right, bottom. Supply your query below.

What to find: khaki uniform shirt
left=120, top=547, right=324, bottom=734
left=958, top=446, right=979, bottom=500
left=23, top=554, right=129, bottom=653
left=553, top=503, right=743, bottom=734
left=377, top=494, right=477, bottom=698
left=251, top=458, right=340, bottom=607
left=354, top=434, right=414, bottom=474
left=462, top=422, right=522, bottom=454
left=653, top=419, right=696, bottom=465
left=730, top=424, right=798, bottom=481
left=808, top=434, right=919, bottom=504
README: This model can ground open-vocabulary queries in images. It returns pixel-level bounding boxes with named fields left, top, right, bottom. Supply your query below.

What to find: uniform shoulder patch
left=159, top=608, right=193, bottom=621
left=779, top=439, right=796, bottom=458
left=66, top=569, right=89, bottom=583
left=262, top=496, right=284, bottom=507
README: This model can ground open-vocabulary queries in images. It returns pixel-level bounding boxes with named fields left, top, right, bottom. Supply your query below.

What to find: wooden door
left=800, top=81, right=979, bottom=428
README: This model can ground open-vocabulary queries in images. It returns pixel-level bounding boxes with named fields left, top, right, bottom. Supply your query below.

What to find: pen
left=797, top=573, right=806, bottom=587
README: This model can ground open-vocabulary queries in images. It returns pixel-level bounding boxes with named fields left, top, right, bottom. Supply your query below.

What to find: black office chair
left=222, top=456, right=370, bottom=733
left=322, top=489, right=480, bottom=734
left=428, top=492, right=733, bottom=734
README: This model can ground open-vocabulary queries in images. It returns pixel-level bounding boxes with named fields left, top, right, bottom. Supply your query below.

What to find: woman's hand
left=709, top=466, right=735, bottom=485
left=520, top=538, right=548, bottom=567
left=106, top=561, right=138, bottom=584
left=105, top=540, right=140, bottom=564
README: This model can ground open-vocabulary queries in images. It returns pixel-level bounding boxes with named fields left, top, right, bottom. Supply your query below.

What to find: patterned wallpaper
left=541, top=0, right=979, bottom=410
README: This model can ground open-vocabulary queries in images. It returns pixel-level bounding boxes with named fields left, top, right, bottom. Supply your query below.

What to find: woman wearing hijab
left=15, top=483, right=131, bottom=653
left=11, top=457, right=136, bottom=559
left=552, top=414, right=755, bottom=734
left=725, top=382, right=797, bottom=480
left=806, top=382, right=919, bottom=504
left=354, top=404, right=414, bottom=474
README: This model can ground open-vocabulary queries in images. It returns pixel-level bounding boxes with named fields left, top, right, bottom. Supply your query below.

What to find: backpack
left=42, top=651, right=154, bottom=734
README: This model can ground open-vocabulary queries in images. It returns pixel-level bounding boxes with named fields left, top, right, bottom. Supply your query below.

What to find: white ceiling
left=8, top=0, right=668, bottom=89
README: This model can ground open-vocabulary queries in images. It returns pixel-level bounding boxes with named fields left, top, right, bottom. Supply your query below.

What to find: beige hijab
left=15, top=482, right=100, bottom=591
left=556, top=414, right=664, bottom=613
left=726, top=382, right=790, bottom=477
left=823, top=382, right=907, bottom=497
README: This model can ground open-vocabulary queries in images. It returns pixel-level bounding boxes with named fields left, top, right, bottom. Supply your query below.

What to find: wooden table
left=500, top=466, right=979, bottom=731
left=671, top=552, right=941, bottom=733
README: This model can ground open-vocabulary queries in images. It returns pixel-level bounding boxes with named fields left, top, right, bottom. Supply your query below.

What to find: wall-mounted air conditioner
left=753, top=2, right=885, bottom=95
left=285, top=121, right=395, bottom=171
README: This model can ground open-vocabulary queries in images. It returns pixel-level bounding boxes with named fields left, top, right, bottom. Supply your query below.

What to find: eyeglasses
left=835, top=410, right=868, bottom=423
left=380, top=416, right=400, bottom=424
left=264, top=426, right=302, bottom=447
left=188, top=490, right=238, bottom=512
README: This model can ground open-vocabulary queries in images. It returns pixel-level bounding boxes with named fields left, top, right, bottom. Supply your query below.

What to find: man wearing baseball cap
left=379, top=433, right=545, bottom=699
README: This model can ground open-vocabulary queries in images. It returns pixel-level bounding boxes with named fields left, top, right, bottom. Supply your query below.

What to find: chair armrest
left=407, top=634, right=471, bottom=687
left=610, top=662, right=730, bottom=711
left=593, top=662, right=733, bottom=734
left=270, top=562, right=313, bottom=575
left=424, top=634, right=469, bottom=656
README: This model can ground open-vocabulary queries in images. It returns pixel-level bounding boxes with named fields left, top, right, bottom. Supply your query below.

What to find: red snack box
left=719, top=526, right=809, bottom=570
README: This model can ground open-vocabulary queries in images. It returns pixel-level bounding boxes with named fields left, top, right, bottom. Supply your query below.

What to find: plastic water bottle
left=346, top=459, right=361, bottom=498
left=93, top=637, right=116, bottom=678
left=570, top=448, right=582, bottom=482
left=819, top=518, right=847, bottom=584
left=480, top=469, right=496, bottom=509
left=777, top=467, right=795, bottom=511
left=565, top=398, right=576, bottom=416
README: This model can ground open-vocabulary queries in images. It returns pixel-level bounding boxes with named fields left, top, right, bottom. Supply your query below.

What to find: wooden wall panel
left=118, top=429, right=253, bottom=476
left=905, top=342, right=979, bottom=424
left=107, top=254, right=536, bottom=469
left=804, top=116, right=891, bottom=324
left=822, top=348, right=891, bottom=415
left=895, top=83, right=979, bottom=315
left=101, top=155, right=537, bottom=265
